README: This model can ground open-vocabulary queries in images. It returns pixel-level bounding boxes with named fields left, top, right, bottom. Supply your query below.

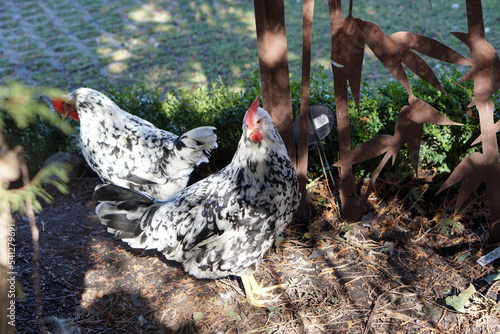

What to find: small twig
left=412, top=228, right=433, bottom=242
left=485, top=280, right=500, bottom=304
left=435, top=306, right=447, bottom=328
left=363, top=285, right=409, bottom=334
left=382, top=309, right=446, bottom=333
left=363, top=291, right=384, bottom=334
left=217, top=277, right=245, bottom=297
left=20, top=158, right=47, bottom=334
left=41, top=294, right=79, bottom=301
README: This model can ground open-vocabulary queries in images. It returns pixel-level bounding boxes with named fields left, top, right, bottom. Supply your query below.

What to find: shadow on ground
left=13, top=174, right=500, bottom=333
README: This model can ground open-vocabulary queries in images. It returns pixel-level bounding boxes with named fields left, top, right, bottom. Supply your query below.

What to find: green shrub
left=353, top=69, right=483, bottom=175
left=105, top=81, right=166, bottom=129
left=286, top=67, right=494, bottom=179
left=100, top=68, right=498, bottom=179
left=7, top=67, right=497, bottom=181
left=3, top=114, right=78, bottom=174
left=412, top=70, right=480, bottom=173
left=162, top=78, right=259, bottom=168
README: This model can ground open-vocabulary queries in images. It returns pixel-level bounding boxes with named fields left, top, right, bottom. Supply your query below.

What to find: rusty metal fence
left=254, top=0, right=500, bottom=241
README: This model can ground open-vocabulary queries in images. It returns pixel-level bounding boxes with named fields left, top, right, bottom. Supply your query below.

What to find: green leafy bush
left=353, top=69, right=483, bottom=175
left=103, top=67, right=495, bottom=179
left=105, top=82, right=166, bottom=129
left=412, top=70, right=480, bottom=173
left=162, top=78, right=259, bottom=168
left=7, top=67, right=496, bottom=181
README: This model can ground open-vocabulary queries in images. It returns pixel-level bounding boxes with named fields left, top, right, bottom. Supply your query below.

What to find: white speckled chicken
left=51, top=88, right=217, bottom=199
left=93, top=96, right=300, bottom=306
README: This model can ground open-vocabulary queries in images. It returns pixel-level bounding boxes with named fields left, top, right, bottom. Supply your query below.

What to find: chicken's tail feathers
left=176, top=126, right=218, bottom=165
left=93, top=184, right=159, bottom=240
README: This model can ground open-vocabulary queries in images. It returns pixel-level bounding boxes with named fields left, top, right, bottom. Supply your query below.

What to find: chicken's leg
left=240, top=274, right=289, bottom=307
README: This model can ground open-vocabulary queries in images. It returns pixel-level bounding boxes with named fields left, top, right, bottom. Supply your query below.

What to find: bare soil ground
left=13, top=172, right=500, bottom=333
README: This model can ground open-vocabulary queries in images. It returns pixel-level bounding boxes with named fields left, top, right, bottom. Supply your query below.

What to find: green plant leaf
left=192, top=312, right=203, bottom=322
left=479, top=271, right=500, bottom=284
left=0, top=162, right=71, bottom=214
left=445, top=284, right=476, bottom=313
left=455, top=252, right=471, bottom=262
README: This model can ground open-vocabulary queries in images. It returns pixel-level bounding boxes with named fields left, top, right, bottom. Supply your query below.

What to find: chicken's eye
left=256, top=119, right=262, bottom=124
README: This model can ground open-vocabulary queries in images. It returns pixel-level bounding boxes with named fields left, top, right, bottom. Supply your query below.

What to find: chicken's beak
left=61, top=109, right=69, bottom=120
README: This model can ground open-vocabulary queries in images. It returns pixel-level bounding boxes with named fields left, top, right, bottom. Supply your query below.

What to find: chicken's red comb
left=250, top=95, right=261, bottom=112
left=245, top=95, right=261, bottom=128
left=51, top=99, right=65, bottom=114
left=247, top=95, right=261, bottom=117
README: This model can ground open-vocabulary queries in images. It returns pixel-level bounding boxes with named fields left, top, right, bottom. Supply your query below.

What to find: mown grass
left=0, top=0, right=498, bottom=93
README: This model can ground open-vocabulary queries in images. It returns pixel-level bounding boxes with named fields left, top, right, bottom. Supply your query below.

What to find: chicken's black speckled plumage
left=94, top=103, right=300, bottom=279
left=67, top=88, right=217, bottom=199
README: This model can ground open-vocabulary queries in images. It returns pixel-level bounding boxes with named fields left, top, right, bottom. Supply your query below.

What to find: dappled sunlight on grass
left=99, top=0, right=259, bottom=91
left=128, top=4, right=172, bottom=24
left=187, top=61, right=208, bottom=85
left=111, top=49, right=133, bottom=62
left=1, top=0, right=498, bottom=93
left=0, top=0, right=263, bottom=91
left=107, top=62, right=129, bottom=74
left=193, top=3, right=219, bottom=27
left=96, top=46, right=114, bottom=56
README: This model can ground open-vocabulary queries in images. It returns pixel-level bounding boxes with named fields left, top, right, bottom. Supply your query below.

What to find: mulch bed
left=13, top=176, right=500, bottom=333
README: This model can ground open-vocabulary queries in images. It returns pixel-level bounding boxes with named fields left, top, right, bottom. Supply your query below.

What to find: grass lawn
left=0, top=0, right=497, bottom=92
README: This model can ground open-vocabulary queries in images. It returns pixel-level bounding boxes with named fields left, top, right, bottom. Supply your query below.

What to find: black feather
left=101, top=214, right=138, bottom=232
left=174, top=137, right=187, bottom=150
left=125, top=174, right=157, bottom=185
left=93, top=184, right=154, bottom=202
left=117, top=200, right=155, bottom=211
